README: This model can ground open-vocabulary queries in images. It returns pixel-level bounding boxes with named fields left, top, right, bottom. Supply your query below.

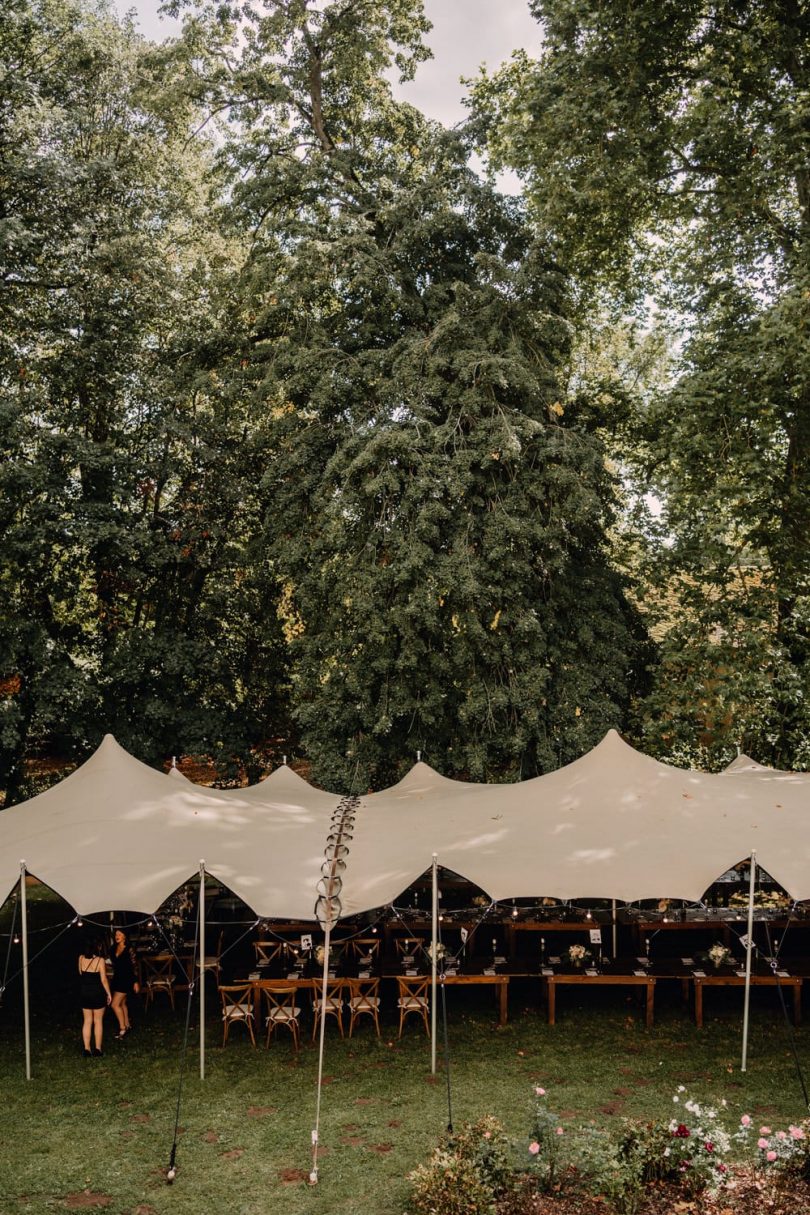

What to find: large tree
left=195, top=0, right=647, bottom=788
left=0, top=0, right=289, bottom=800
left=475, top=0, right=810, bottom=768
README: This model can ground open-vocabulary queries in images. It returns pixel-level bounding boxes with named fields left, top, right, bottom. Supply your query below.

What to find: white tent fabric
left=0, top=736, right=340, bottom=919
left=2, top=729, right=809, bottom=919
left=340, top=730, right=810, bottom=910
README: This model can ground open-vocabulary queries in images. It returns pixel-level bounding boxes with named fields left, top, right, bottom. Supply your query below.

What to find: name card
left=777, top=969, right=790, bottom=977
left=541, top=967, right=554, bottom=976
left=358, top=970, right=370, bottom=978
left=636, top=957, right=650, bottom=966
left=589, top=928, right=602, bottom=945
left=585, top=968, right=599, bottom=976
left=633, top=970, right=647, bottom=977
left=549, top=956, right=561, bottom=965
left=445, top=968, right=458, bottom=977
left=286, top=972, right=299, bottom=980
left=405, top=968, right=418, bottom=976
left=483, top=967, right=496, bottom=976
left=735, top=970, right=747, bottom=978
left=494, top=955, right=507, bottom=965
left=692, top=969, right=706, bottom=977
left=681, top=957, right=694, bottom=965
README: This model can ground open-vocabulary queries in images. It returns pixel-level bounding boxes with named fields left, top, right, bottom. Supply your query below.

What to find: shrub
left=407, top=1116, right=514, bottom=1215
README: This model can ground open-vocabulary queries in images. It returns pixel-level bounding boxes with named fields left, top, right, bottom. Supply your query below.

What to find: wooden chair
left=347, top=937, right=380, bottom=963
left=219, top=983, right=256, bottom=1046
left=253, top=940, right=287, bottom=967
left=346, top=978, right=381, bottom=1037
left=397, top=976, right=430, bottom=1037
left=142, top=955, right=176, bottom=1010
left=311, top=979, right=346, bottom=1040
left=262, top=983, right=302, bottom=1049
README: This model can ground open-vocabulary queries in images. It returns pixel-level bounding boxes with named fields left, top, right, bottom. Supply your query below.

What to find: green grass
left=1, top=979, right=809, bottom=1215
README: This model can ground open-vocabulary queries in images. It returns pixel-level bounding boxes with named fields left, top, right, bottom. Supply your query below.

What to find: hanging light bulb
left=13, top=932, right=20, bottom=945
left=76, top=918, right=83, bottom=928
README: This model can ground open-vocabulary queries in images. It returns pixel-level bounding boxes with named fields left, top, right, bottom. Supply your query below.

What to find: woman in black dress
left=110, top=928, right=139, bottom=1038
left=79, top=937, right=111, bottom=1057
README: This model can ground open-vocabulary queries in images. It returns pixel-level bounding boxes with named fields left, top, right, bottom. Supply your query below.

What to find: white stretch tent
left=3, top=729, right=810, bottom=919
left=0, top=735, right=341, bottom=920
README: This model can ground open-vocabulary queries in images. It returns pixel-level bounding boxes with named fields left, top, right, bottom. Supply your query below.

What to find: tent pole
left=741, top=849, right=757, bottom=1073
left=199, top=862, right=205, bottom=1081
left=20, top=862, right=31, bottom=1080
left=611, top=899, right=617, bottom=958
left=431, top=853, right=438, bottom=1076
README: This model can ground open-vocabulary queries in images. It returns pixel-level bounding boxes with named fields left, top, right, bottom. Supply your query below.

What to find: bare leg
left=121, top=994, right=131, bottom=1029
left=92, top=1008, right=105, bottom=1052
left=81, top=1009, right=93, bottom=1050
left=111, top=992, right=127, bottom=1033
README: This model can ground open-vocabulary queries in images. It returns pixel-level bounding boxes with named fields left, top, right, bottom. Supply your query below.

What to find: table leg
left=646, top=979, right=655, bottom=1029
left=694, top=980, right=704, bottom=1029
left=547, top=978, right=556, bottom=1026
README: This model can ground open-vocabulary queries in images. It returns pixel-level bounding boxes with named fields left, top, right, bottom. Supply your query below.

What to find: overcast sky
left=118, top=0, right=542, bottom=125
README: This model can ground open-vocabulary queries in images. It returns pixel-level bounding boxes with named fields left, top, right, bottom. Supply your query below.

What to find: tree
left=474, top=0, right=810, bottom=767
left=195, top=0, right=647, bottom=788
left=0, top=0, right=290, bottom=799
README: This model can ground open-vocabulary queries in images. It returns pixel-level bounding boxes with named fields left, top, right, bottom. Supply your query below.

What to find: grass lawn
left=1, top=975, right=809, bottom=1215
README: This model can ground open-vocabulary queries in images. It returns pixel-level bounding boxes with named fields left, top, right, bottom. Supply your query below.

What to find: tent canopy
left=2, top=730, right=808, bottom=919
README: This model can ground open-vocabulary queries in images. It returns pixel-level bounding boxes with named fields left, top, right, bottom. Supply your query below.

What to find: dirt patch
left=388, top=1119, right=402, bottom=1128
left=341, top=1136, right=366, bottom=1147
left=247, top=1106, right=278, bottom=1117
left=132, top=1206, right=158, bottom=1215
left=63, top=1194, right=112, bottom=1209
left=220, top=1148, right=244, bottom=1161
left=369, top=1143, right=394, bottom=1154
left=130, top=1114, right=150, bottom=1124
left=597, top=1101, right=625, bottom=1116
left=202, top=1130, right=220, bottom=1144
left=279, top=1168, right=309, bottom=1184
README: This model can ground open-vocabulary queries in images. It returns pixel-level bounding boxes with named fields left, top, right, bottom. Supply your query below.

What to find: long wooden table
left=543, top=968, right=656, bottom=1027
left=691, top=971, right=803, bottom=1028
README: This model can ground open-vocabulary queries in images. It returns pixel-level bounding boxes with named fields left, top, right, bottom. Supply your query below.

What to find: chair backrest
left=254, top=940, right=286, bottom=965
left=261, top=983, right=300, bottom=1017
left=143, top=954, right=174, bottom=982
left=345, top=977, right=380, bottom=1004
left=219, top=983, right=253, bottom=1015
left=394, top=936, right=423, bottom=957
left=397, top=976, right=430, bottom=1002
left=349, top=938, right=380, bottom=960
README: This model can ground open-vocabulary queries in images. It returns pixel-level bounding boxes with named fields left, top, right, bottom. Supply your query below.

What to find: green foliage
left=474, top=1, right=810, bottom=768
left=408, top=1115, right=514, bottom=1215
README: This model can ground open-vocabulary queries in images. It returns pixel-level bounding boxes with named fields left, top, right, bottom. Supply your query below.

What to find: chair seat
left=398, top=996, right=428, bottom=1009
left=223, top=1003, right=253, bottom=1020
left=349, top=996, right=380, bottom=1009
left=313, top=996, right=342, bottom=1011
left=267, top=1006, right=300, bottom=1022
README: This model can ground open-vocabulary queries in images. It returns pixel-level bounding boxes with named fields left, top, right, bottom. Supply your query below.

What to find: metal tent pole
left=431, top=854, right=438, bottom=1076
left=741, top=849, right=757, bottom=1073
left=20, top=863, right=31, bottom=1080
left=611, top=899, right=618, bottom=958
left=199, top=862, right=205, bottom=1081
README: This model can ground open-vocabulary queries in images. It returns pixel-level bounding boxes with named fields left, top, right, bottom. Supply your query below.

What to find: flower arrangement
left=427, top=942, right=447, bottom=962
left=707, top=943, right=732, bottom=967
left=567, top=943, right=590, bottom=965
left=315, top=944, right=335, bottom=966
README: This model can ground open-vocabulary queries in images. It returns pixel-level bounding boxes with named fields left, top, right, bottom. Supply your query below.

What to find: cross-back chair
left=396, top=976, right=430, bottom=1037
left=219, top=983, right=256, bottom=1046
left=262, top=983, right=302, bottom=1049
left=142, top=954, right=176, bottom=1010
left=311, top=979, right=347, bottom=1041
left=345, top=978, right=381, bottom=1037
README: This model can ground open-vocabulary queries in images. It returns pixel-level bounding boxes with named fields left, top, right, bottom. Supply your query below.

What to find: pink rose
left=555, top=1127, right=564, bottom=1136
left=483, top=1131, right=491, bottom=1140
left=760, top=1126, right=772, bottom=1135
left=535, top=1087, right=546, bottom=1096
left=529, top=1142, right=540, bottom=1155
left=757, top=1138, right=769, bottom=1149
left=776, top=1131, right=787, bottom=1140
left=717, top=1163, right=727, bottom=1173
left=790, top=1126, right=806, bottom=1141
left=704, top=1142, right=714, bottom=1152
left=740, top=1115, right=752, bottom=1127
left=767, top=1151, right=777, bottom=1162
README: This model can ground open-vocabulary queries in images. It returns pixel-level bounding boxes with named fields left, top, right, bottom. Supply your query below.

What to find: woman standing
left=110, top=927, right=139, bottom=1038
left=79, top=937, right=111, bottom=1057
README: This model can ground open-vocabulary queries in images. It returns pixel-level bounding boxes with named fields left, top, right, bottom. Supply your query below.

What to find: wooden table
left=691, top=970, right=803, bottom=1028
left=544, top=969, right=656, bottom=1027
left=438, top=971, right=511, bottom=1026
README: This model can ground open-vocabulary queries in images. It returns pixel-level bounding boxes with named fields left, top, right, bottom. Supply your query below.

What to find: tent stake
left=20, top=862, right=31, bottom=1080
left=431, top=854, right=438, bottom=1076
left=199, top=862, right=205, bottom=1081
left=741, top=850, right=756, bottom=1073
